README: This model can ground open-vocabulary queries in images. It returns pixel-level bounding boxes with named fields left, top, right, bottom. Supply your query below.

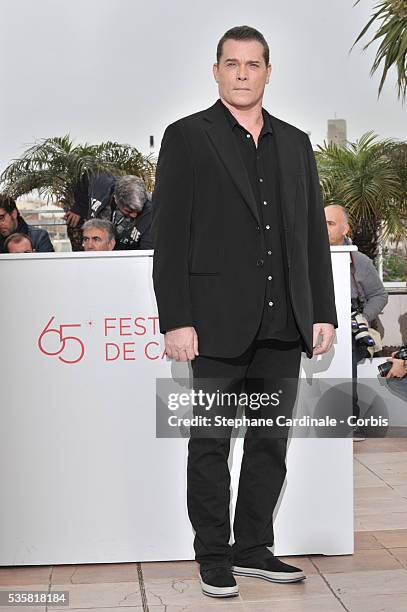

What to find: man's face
left=82, top=228, right=115, bottom=251
left=0, top=207, right=18, bottom=237
left=213, top=39, right=271, bottom=110
left=7, top=238, right=34, bottom=253
left=118, top=204, right=138, bottom=219
left=324, top=207, right=349, bottom=246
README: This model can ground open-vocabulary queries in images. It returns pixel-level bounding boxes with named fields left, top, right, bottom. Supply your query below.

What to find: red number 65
left=38, top=316, right=85, bottom=364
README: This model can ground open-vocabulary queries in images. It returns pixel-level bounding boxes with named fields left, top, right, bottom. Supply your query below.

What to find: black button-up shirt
left=220, top=101, right=300, bottom=342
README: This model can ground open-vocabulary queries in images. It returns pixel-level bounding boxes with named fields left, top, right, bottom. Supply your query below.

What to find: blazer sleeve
left=136, top=199, right=154, bottom=250
left=305, top=136, right=338, bottom=328
left=71, top=174, right=90, bottom=218
left=358, top=256, right=388, bottom=323
left=36, top=229, right=55, bottom=252
left=138, top=227, right=154, bottom=250
left=151, top=123, right=194, bottom=334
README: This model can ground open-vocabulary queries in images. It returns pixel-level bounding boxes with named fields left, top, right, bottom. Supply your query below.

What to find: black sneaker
left=232, top=556, right=306, bottom=583
left=199, top=566, right=239, bottom=598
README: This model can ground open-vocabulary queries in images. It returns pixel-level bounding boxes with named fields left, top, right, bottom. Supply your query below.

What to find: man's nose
left=236, top=65, right=248, bottom=80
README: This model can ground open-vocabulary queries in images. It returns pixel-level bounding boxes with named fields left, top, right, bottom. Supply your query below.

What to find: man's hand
left=312, top=323, right=335, bottom=356
left=165, top=326, right=199, bottom=362
left=360, top=314, right=369, bottom=327
left=65, top=211, right=82, bottom=227
left=386, top=353, right=407, bottom=378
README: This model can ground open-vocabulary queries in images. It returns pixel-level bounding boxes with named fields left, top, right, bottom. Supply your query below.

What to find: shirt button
left=256, top=225, right=260, bottom=232
left=265, top=225, right=270, bottom=230
left=263, top=201, right=268, bottom=205
left=257, top=259, right=264, bottom=267
left=246, top=133, right=251, bottom=139
left=268, top=301, right=274, bottom=307
left=267, top=250, right=272, bottom=255
left=268, top=275, right=272, bottom=280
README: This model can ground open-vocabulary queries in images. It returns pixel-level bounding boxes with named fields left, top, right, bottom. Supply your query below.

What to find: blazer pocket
left=189, top=272, right=220, bottom=276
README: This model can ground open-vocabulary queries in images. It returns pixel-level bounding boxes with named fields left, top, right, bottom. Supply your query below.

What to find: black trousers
left=187, top=336, right=302, bottom=569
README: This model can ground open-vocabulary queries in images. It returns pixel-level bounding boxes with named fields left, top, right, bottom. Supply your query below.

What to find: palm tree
left=352, top=0, right=407, bottom=103
left=0, top=135, right=156, bottom=249
left=1, top=135, right=155, bottom=204
left=316, top=132, right=406, bottom=261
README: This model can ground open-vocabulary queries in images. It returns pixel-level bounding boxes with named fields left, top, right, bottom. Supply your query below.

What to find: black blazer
left=152, top=100, right=338, bottom=359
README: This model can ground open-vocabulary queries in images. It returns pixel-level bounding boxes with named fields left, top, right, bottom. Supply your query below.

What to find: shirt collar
left=219, top=99, right=273, bottom=134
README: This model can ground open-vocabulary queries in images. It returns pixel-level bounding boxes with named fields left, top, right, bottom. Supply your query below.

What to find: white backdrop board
left=0, top=247, right=355, bottom=565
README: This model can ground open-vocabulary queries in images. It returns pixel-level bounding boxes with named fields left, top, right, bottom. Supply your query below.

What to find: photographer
left=325, top=205, right=388, bottom=439
left=67, top=172, right=153, bottom=250
left=383, top=348, right=407, bottom=401
left=0, top=195, right=54, bottom=253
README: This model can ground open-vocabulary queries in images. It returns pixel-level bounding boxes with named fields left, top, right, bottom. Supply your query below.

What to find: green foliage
left=382, top=250, right=407, bottom=281
left=316, top=133, right=406, bottom=244
left=0, top=135, right=156, bottom=210
left=353, top=0, right=407, bottom=103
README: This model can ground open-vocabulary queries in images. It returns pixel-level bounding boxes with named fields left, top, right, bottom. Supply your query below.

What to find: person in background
left=82, top=219, right=116, bottom=251
left=0, top=195, right=54, bottom=253
left=324, top=204, right=388, bottom=440
left=67, top=173, right=153, bottom=250
left=110, top=176, right=153, bottom=250
left=4, top=233, right=34, bottom=253
left=325, top=204, right=388, bottom=326
left=385, top=349, right=407, bottom=400
left=387, top=353, right=407, bottom=379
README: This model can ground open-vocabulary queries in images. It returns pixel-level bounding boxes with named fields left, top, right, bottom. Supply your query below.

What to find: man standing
left=324, top=205, right=388, bottom=329
left=325, top=204, right=388, bottom=440
left=152, top=26, right=337, bottom=598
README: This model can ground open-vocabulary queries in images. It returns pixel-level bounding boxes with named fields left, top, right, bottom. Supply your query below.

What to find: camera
left=351, top=297, right=375, bottom=358
left=378, top=346, right=407, bottom=377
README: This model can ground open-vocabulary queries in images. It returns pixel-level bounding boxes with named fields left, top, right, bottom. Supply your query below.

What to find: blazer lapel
left=268, top=113, right=300, bottom=259
left=203, top=102, right=261, bottom=227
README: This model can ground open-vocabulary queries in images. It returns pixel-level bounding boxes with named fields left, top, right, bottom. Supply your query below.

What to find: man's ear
left=213, top=63, right=219, bottom=83
left=266, top=63, right=272, bottom=84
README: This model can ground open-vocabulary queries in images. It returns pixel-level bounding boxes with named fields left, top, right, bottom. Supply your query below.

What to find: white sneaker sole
left=199, top=575, right=239, bottom=597
left=232, top=565, right=306, bottom=583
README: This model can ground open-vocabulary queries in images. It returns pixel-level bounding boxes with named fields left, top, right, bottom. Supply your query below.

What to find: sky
left=0, top=0, right=406, bottom=172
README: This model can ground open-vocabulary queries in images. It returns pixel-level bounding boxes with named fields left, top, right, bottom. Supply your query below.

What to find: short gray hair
left=326, top=204, right=349, bottom=224
left=82, top=218, right=115, bottom=242
left=114, top=175, right=148, bottom=213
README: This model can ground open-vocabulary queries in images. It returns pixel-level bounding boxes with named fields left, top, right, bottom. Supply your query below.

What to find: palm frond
left=0, top=135, right=157, bottom=204
left=352, top=0, right=407, bottom=103
left=316, top=132, right=406, bottom=250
